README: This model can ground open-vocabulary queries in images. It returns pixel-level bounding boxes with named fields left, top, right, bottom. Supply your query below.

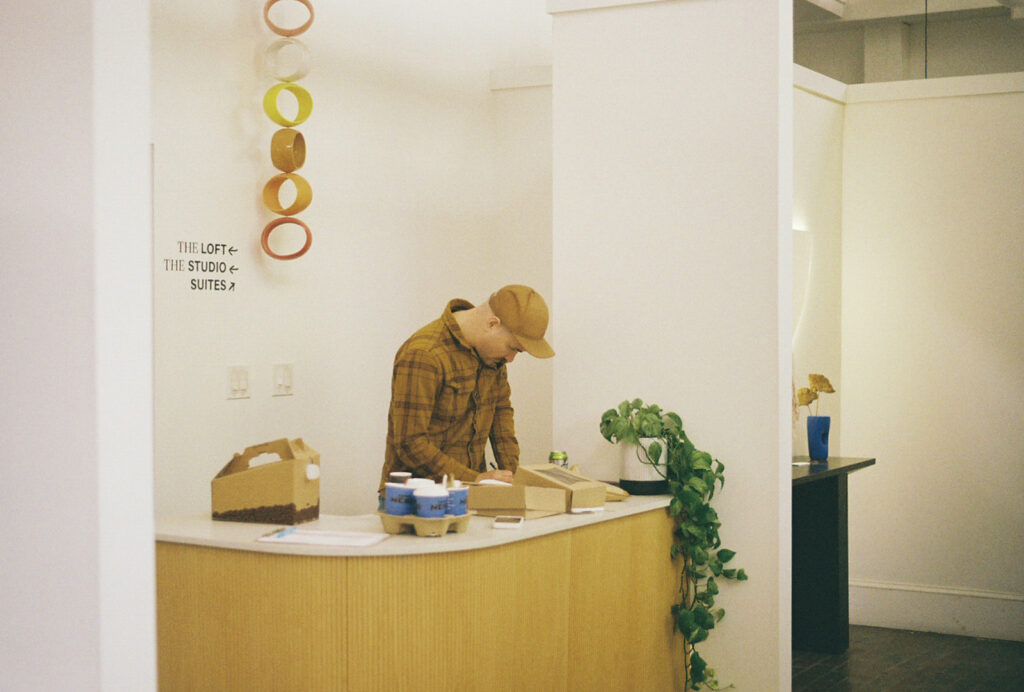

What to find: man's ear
left=486, top=315, right=502, bottom=330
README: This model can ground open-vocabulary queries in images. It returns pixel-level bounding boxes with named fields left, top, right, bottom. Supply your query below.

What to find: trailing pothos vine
left=600, top=399, right=747, bottom=691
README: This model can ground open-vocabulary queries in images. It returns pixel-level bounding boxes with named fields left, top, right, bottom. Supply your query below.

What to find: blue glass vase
left=807, top=415, right=830, bottom=461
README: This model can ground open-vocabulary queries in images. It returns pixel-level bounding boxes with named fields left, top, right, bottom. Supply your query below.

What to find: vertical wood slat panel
left=156, top=509, right=679, bottom=691
left=156, top=544, right=349, bottom=691
left=343, top=532, right=571, bottom=691
left=568, top=510, right=683, bottom=691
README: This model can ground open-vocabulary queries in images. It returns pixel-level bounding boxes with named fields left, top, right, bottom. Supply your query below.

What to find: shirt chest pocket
left=434, top=377, right=474, bottom=426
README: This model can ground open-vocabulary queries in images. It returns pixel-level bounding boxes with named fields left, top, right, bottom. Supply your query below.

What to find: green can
left=549, top=450, right=568, bottom=468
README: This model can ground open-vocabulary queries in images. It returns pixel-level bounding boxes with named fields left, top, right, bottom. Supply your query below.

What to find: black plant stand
left=792, top=456, right=876, bottom=654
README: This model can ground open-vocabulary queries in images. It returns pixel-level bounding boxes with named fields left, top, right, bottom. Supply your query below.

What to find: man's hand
left=477, top=469, right=514, bottom=484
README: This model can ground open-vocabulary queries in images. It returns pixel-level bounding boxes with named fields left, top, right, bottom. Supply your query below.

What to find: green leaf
left=646, top=440, right=662, bottom=463
left=713, top=607, right=726, bottom=622
left=722, top=568, right=737, bottom=579
left=692, top=456, right=712, bottom=471
left=706, top=577, right=719, bottom=595
left=736, top=568, right=749, bottom=581
left=690, top=651, right=708, bottom=680
left=687, top=476, right=709, bottom=495
left=680, top=488, right=702, bottom=514
left=689, top=544, right=709, bottom=565
left=708, top=556, right=723, bottom=577
left=694, top=605, right=716, bottom=629
left=683, top=524, right=706, bottom=541
left=717, top=549, right=736, bottom=564
left=676, top=608, right=696, bottom=634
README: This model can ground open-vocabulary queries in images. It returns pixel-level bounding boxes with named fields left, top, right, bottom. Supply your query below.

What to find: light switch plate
left=227, top=365, right=250, bottom=399
left=272, top=363, right=294, bottom=397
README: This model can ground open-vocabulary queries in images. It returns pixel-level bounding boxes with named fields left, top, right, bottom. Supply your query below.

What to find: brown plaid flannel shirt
left=380, top=299, right=519, bottom=488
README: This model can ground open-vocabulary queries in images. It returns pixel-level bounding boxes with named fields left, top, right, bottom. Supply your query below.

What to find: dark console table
left=792, top=455, right=876, bottom=654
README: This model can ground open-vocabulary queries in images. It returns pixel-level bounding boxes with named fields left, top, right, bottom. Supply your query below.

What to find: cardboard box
left=514, top=464, right=607, bottom=512
left=467, top=484, right=566, bottom=519
left=211, top=438, right=320, bottom=525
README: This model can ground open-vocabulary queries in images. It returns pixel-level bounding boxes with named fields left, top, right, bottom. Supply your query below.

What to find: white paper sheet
left=257, top=526, right=390, bottom=547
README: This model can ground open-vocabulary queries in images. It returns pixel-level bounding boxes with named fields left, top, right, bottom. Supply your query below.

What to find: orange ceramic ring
left=261, top=217, right=312, bottom=260
left=262, top=172, right=312, bottom=215
left=263, top=83, right=313, bottom=127
left=263, top=0, right=314, bottom=37
left=270, top=128, right=306, bottom=172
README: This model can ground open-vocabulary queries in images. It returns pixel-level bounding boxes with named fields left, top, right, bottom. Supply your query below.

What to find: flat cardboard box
left=211, top=438, right=320, bottom=525
left=467, top=484, right=565, bottom=519
left=514, top=464, right=607, bottom=512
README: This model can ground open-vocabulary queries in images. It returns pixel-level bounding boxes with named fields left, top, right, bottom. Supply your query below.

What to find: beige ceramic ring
left=265, top=38, right=311, bottom=82
left=270, top=128, right=306, bottom=172
left=262, top=172, right=312, bottom=216
left=263, top=0, right=314, bottom=37
left=263, top=83, right=313, bottom=127
left=261, top=217, right=312, bottom=260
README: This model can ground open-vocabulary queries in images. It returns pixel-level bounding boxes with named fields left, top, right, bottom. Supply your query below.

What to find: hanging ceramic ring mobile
left=270, top=128, right=306, bottom=172
left=264, top=38, right=311, bottom=82
left=263, top=83, right=313, bottom=127
left=261, top=217, right=313, bottom=260
left=262, top=172, right=313, bottom=216
left=263, top=0, right=314, bottom=37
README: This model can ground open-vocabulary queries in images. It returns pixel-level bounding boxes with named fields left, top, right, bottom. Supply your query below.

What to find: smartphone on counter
left=492, top=515, right=524, bottom=529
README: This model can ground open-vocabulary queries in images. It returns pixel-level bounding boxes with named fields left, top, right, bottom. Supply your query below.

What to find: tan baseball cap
left=488, top=285, right=555, bottom=359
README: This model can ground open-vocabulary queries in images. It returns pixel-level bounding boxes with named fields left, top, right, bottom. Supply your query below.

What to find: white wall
left=550, top=1, right=792, bottom=688
left=491, top=75, right=555, bottom=463
left=793, top=68, right=846, bottom=456
left=152, top=1, right=554, bottom=516
left=842, top=74, right=1024, bottom=640
left=0, top=1, right=155, bottom=690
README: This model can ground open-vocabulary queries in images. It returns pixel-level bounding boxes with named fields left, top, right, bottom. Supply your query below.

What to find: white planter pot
left=619, top=438, right=668, bottom=495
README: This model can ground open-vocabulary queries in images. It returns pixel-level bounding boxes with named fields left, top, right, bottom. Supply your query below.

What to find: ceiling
left=795, top=0, right=1023, bottom=32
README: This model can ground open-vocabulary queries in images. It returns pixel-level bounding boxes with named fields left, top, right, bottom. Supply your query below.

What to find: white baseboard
left=850, top=579, right=1024, bottom=642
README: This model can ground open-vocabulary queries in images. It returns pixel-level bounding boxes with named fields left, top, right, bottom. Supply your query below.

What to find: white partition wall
left=842, top=74, right=1024, bottom=640
left=1, top=1, right=155, bottom=690
left=549, top=1, right=792, bottom=688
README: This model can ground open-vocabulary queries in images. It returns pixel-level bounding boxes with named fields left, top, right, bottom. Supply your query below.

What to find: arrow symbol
left=228, top=246, right=238, bottom=255
left=229, top=265, right=238, bottom=274
left=229, top=282, right=236, bottom=291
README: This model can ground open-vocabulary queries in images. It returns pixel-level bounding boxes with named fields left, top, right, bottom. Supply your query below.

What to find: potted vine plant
left=600, top=399, right=747, bottom=691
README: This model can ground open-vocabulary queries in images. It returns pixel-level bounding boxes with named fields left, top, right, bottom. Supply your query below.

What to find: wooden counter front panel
left=156, top=510, right=682, bottom=690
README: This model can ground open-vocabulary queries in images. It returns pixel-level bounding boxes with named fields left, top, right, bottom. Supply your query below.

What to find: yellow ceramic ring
left=263, top=0, right=314, bottom=38
left=262, top=172, right=312, bottom=215
left=261, top=217, right=312, bottom=260
left=265, top=38, right=311, bottom=82
left=270, top=128, right=306, bottom=172
left=263, top=83, right=313, bottom=127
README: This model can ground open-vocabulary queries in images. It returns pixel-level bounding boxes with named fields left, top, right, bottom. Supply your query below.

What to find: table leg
left=792, top=473, right=849, bottom=654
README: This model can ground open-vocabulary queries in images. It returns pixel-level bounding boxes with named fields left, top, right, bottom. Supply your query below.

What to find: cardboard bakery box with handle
left=211, top=438, right=320, bottom=525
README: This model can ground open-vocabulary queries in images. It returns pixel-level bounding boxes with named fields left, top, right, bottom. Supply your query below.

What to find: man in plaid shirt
left=380, top=285, right=555, bottom=489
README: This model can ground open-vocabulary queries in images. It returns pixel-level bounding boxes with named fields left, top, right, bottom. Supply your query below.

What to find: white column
left=0, top=1, right=155, bottom=689
left=864, top=21, right=912, bottom=83
left=549, top=0, right=792, bottom=689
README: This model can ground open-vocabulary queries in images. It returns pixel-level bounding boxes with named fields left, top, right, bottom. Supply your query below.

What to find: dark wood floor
left=793, top=626, right=1024, bottom=691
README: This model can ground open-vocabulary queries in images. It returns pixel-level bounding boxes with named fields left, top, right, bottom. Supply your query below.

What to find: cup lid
left=413, top=485, right=447, bottom=497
